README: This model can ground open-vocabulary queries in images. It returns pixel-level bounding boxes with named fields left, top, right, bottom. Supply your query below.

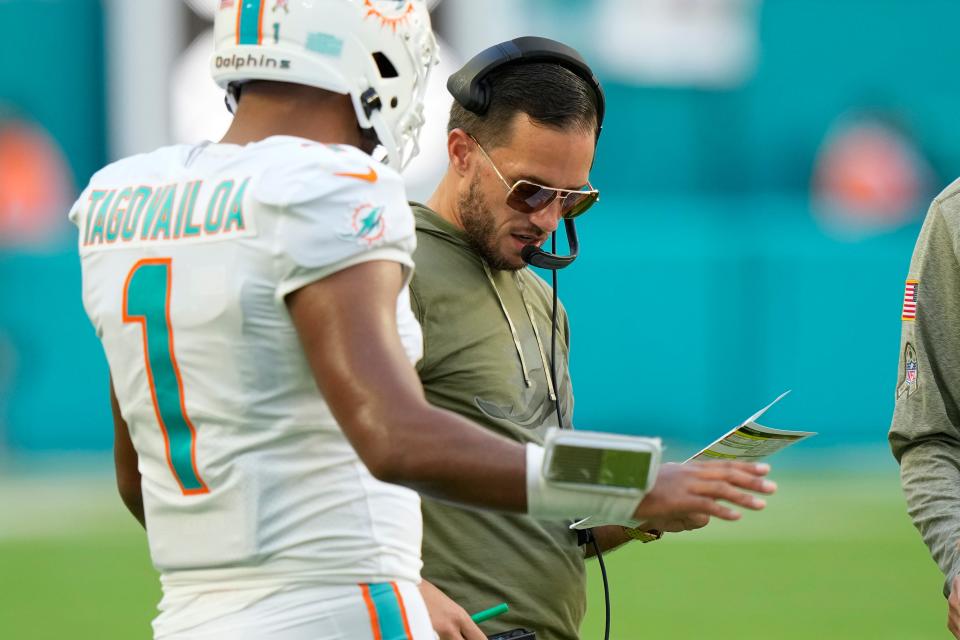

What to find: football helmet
left=211, top=0, right=438, bottom=168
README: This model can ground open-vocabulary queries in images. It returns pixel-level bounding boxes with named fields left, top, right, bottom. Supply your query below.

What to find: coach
left=410, top=37, right=713, bottom=640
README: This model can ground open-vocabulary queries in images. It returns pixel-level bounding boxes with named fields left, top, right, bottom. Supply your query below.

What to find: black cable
left=590, top=533, right=611, bottom=640
left=547, top=231, right=611, bottom=640
left=550, top=233, right=562, bottom=431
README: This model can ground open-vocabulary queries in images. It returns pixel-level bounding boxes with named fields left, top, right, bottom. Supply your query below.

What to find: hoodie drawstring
left=480, top=263, right=558, bottom=403
left=482, top=262, right=532, bottom=388
left=514, top=273, right=557, bottom=403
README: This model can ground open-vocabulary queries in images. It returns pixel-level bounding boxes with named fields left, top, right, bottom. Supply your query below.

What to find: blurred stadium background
left=0, top=0, right=953, bottom=637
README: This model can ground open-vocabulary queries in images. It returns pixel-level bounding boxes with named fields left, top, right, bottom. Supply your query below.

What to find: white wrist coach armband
left=526, top=428, right=663, bottom=528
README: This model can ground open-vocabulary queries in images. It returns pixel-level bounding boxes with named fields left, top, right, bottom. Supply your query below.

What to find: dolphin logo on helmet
left=210, top=0, right=439, bottom=169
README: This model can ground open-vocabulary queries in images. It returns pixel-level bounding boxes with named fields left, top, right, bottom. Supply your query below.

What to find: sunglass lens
left=562, top=191, right=598, bottom=218
left=508, top=182, right=556, bottom=213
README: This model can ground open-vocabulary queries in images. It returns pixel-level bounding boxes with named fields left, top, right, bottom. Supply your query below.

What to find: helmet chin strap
left=368, top=108, right=403, bottom=168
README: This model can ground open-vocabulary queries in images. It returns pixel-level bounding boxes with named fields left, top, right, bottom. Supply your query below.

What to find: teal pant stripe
left=369, top=583, right=409, bottom=640
left=238, top=0, right=263, bottom=45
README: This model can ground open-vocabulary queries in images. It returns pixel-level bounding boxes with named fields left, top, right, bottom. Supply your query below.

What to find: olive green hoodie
left=409, top=203, right=585, bottom=640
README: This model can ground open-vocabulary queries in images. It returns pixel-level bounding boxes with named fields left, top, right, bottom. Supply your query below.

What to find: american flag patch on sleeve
left=902, top=280, right=918, bottom=321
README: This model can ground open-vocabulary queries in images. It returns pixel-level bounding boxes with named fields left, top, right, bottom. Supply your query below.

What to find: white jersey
left=70, top=136, right=424, bottom=591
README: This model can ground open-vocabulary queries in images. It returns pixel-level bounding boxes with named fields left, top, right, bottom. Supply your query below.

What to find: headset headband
left=447, top=36, right=605, bottom=140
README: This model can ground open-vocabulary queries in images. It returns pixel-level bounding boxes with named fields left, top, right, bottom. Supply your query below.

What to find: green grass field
left=0, top=462, right=948, bottom=639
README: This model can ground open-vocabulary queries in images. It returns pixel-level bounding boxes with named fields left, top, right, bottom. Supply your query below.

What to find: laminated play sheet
left=688, top=392, right=815, bottom=462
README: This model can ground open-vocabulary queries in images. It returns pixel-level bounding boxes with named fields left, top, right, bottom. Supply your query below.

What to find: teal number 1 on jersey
left=123, top=258, right=209, bottom=495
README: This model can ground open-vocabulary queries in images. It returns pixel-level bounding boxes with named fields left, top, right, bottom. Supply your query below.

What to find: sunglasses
left=470, top=135, right=600, bottom=219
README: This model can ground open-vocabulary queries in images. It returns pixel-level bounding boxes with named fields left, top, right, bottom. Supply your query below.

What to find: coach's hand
left=642, top=513, right=711, bottom=534
left=633, top=461, right=776, bottom=524
left=420, top=579, right=487, bottom=640
left=948, top=576, right=960, bottom=638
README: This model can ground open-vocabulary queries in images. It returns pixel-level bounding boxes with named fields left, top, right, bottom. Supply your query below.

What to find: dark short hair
left=448, top=62, right=599, bottom=149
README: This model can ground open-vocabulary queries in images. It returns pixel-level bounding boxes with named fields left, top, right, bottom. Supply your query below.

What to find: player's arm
left=288, top=260, right=527, bottom=509
left=111, top=378, right=144, bottom=528
left=287, top=259, right=775, bottom=517
left=890, top=193, right=960, bottom=604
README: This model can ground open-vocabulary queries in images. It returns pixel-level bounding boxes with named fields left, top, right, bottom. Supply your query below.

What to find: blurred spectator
left=0, top=117, right=73, bottom=250
left=813, top=112, right=934, bottom=238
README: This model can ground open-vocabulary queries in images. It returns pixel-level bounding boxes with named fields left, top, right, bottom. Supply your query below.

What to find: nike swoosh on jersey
left=334, top=167, right=378, bottom=183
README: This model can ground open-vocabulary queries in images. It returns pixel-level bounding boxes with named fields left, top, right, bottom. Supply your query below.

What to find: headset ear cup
left=470, top=82, right=489, bottom=115
left=446, top=70, right=485, bottom=115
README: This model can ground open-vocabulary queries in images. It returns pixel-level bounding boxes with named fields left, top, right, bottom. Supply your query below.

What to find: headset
left=447, top=36, right=605, bottom=271
left=448, top=36, right=605, bottom=139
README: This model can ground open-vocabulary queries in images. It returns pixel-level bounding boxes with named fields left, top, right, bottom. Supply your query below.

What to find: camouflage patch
left=896, top=342, right=919, bottom=400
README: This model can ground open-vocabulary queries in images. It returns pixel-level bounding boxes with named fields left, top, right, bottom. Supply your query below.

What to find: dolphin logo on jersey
left=340, top=203, right=387, bottom=247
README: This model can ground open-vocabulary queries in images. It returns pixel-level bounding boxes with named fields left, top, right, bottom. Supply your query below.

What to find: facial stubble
left=457, top=173, right=524, bottom=272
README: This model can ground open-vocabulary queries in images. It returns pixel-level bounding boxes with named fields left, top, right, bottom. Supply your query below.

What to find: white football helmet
left=211, top=0, right=438, bottom=168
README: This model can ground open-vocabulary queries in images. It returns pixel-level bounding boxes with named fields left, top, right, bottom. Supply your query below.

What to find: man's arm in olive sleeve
left=890, top=186, right=960, bottom=595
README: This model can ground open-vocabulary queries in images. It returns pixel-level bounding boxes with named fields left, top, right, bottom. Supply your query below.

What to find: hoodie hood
left=410, top=202, right=472, bottom=249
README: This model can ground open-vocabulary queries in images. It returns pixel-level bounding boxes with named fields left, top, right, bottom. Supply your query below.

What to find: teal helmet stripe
left=238, top=0, right=265, bottom=45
